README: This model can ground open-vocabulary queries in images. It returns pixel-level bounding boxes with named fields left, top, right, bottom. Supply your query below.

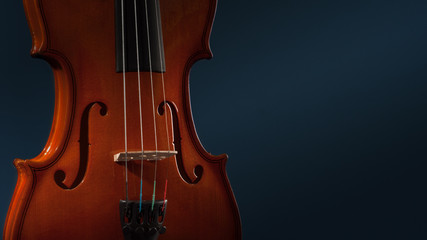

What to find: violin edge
left=21, top=0, right=77, bottom=170
left=180, top=0, right=242, bottom=238
left=4, top=1, right=77, bottom=237
left=23, top=0, right=48, bottom=56
left=3, top=159, right=34, bottom=240
left=181, top=0, right=223, bottom=163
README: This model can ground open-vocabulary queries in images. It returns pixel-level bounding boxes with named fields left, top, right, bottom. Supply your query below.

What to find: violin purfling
left=3, top=0, right=241, bottom=239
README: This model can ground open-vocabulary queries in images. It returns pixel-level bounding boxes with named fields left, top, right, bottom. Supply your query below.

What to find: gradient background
left=1, top=0, right=427, bottom=239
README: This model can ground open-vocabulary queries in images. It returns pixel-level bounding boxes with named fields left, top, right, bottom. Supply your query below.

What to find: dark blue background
left=2, top=0, right=427, bottom=239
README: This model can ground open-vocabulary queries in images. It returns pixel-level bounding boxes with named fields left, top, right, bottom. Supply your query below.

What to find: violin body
left=3, top=0, right=241, bottom=239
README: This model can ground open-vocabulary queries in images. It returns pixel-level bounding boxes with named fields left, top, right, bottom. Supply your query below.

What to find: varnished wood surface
left=3, top=0, right=241, bottom=239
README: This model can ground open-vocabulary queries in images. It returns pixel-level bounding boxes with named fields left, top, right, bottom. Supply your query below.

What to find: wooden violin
left=3, top=0, right=241, bottom=239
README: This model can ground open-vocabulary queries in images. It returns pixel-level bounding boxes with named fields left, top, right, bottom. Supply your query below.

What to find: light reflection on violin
left=3, top=0, right=241, bottom=239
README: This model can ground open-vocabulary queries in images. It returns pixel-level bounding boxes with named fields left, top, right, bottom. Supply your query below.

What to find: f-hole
left=159, top=101, right=203, bottom=184
left=55, top=102, right=108, bottom=189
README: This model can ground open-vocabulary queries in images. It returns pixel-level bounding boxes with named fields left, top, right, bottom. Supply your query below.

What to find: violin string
left=121, top=0, right=129, bottom=204
left=143, top=0, right=159, bottom=211
left=154, top=0, right=170, bottom=211
left=134, top=0, right=145, bottom=212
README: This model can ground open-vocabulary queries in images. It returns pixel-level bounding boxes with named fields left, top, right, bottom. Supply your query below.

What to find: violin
left=3, top=0, right=241, bottom=239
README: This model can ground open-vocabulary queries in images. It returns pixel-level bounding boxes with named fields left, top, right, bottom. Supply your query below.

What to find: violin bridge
left=114, top=151, right=177, bottom=162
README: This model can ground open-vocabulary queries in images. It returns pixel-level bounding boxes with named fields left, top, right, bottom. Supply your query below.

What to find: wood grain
left=3, top=0, right=241, bottom=239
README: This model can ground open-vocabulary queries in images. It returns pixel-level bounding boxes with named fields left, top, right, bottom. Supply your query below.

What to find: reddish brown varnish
left=3, top=0, right=241, bottom=239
